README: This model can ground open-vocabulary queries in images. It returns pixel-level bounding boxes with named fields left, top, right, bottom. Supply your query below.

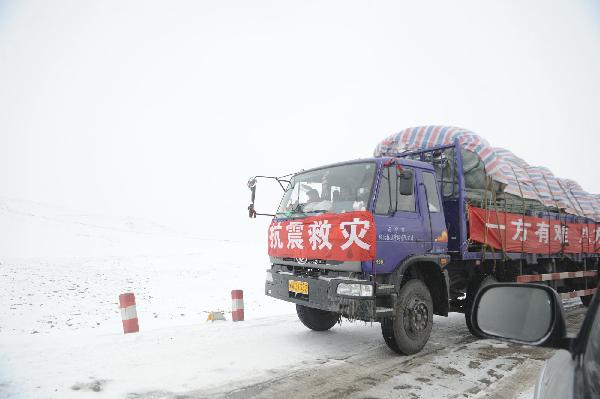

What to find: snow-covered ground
left=0, top=197, right=586, bottom=398
left=0, top=196, right=289, bottom=335
left=1, top=248, right=289, bottom=337
left=0, top=197, right=287, bottom=397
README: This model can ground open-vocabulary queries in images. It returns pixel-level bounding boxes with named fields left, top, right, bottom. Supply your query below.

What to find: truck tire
left=465, top=275, right=498, bottom=336
left=296, top=305, right=340, bottom=331
left=381, top=279, right=433, bottom=355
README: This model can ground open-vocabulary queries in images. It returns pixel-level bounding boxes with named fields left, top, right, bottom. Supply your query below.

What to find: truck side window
left=422, top=172, right=441, bottom=213
left=397, top=169, right=415, bottom=212
left=375, top=166, right=396, bottom=215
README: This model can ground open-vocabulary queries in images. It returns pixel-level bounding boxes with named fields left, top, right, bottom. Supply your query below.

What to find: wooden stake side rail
left=560, top=288, right=597, bottom=300
left=516, top=270, right=597, bottom=283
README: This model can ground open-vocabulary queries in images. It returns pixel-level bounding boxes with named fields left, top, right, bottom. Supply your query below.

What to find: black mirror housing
left=471, top=283, right=569, bottom=349
left=398, top=170, right=414, bottom=196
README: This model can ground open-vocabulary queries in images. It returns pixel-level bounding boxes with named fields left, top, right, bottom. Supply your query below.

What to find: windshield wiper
left=303, top=209, right=328, bottom=214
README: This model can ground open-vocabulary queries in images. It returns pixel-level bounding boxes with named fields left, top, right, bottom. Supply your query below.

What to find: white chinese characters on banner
left=286, top=222, right=304, bottom=249
left=535, top=222, right=549, bottom=244
left=269, top=216, right=373, bottom=254
left=554, top=224, right=569, bottom=244
left=511, top=219, right=531, bottom=241
left=308, top=220, right=332, bottom=250
left=580, top=226, right=589, bottom=244
left=469, top=206, right=600, bottom=254
left=269, top=222, right=283, bottom=249
left=340, top=218, right=371, bottom=250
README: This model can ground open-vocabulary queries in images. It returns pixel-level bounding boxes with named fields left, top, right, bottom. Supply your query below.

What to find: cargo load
left=374, top=126, right=600, bottom=221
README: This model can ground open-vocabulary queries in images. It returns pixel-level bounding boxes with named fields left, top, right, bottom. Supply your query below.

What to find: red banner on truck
left=469, top=206, right=600, bottom=254
left=268, top=211, right=377, bottom=261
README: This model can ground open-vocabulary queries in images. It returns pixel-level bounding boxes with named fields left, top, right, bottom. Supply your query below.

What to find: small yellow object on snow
left=206, top=311, right=227, bottom=322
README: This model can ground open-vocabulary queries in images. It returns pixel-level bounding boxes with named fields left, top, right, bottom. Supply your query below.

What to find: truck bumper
left=265, top=269, right=376, bottom=321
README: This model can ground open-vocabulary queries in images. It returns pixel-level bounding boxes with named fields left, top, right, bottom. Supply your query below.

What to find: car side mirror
left=471, top=283, right=569, bottom=348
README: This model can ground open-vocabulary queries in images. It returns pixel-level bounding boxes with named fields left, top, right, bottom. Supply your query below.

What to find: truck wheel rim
left=403, top=298, right=429, bottom=338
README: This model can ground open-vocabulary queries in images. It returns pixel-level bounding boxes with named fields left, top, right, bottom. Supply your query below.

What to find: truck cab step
left=375, top=307, right=394, bottom=317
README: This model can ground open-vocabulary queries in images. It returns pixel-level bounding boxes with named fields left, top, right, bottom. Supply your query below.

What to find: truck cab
left=256, top=157, right=451, bottom=355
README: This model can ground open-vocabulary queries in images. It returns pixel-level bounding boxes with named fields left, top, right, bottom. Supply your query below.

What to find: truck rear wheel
left=296, top=305, right=340, bottom=331
left=381, top=279, right=433, bottom=355
left=465, top=275, right=498, bottom=335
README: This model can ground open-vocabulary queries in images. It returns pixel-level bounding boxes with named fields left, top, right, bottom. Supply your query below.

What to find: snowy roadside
left=0, top=197, right=299, bottom=397
left=0, top=247, right=296, bottom=398
left=0, top=247, right=289, bottom=337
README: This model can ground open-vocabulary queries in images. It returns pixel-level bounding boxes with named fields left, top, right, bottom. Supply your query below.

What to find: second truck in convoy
left=248, top=126, right=599, bottom=355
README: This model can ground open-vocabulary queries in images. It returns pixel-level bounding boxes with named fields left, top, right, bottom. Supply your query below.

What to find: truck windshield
left=276, top=162, right=377, bottom=218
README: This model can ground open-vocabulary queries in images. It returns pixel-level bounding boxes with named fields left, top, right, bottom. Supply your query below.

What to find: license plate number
left=288, top=280, right=309, bottom=295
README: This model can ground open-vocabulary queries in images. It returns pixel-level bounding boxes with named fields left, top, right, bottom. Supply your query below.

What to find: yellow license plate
left=288, top=280, right=309, bottom=295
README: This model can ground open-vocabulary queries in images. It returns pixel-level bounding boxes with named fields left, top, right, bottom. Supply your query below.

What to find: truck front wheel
left=296, top=305, right=340, bottom=331
left=381, top=279, right=433, bottom=355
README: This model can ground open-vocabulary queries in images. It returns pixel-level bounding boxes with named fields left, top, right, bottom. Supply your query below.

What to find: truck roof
left=296, top=157, right=434, bottom=176
left=379, top=156, right=434, bottom=170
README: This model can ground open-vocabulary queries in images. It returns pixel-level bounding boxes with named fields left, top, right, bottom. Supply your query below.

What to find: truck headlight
left=266, top=271, right=274, bottom=283
left=336, top=283, right=373, bottom=297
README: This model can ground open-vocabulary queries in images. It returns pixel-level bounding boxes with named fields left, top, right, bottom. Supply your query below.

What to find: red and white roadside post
left=231, top=290, right=244, bottom=322
left=119, top=292, right=139, bottom=334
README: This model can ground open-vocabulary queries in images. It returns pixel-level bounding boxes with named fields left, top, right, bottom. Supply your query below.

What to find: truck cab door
left=418, top=170, right=448, bottom=253
left=373, top=165, right=426, bottom=274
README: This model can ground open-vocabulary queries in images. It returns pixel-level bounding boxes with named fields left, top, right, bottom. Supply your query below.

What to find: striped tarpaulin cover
left=374, top=126, right=600, bottom=221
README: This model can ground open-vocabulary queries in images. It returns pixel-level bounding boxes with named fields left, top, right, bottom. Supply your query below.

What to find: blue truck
left=248, top=131, right=599, bottom=355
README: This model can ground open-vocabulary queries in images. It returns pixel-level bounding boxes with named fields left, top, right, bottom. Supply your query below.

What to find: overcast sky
left=1, top=1, right=599, bottom=238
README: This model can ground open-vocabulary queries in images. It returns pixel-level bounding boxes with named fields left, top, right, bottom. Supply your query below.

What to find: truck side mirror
left=246, top=176, right=278, bottom=218
left=471, top=283, right=568, bottom=348
left=247, top=177, right=257, bottom=218
left=398, top=170, right=414, bottom=196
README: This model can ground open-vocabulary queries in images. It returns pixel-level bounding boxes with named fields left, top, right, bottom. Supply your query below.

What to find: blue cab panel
left=364, top=158, right=448, bottom=275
